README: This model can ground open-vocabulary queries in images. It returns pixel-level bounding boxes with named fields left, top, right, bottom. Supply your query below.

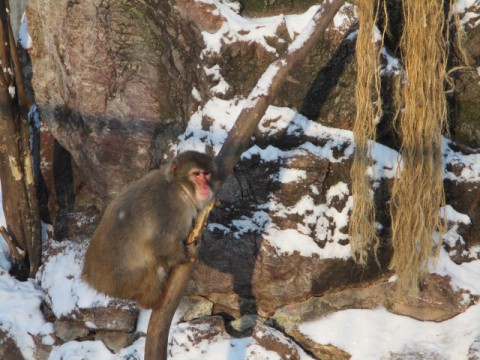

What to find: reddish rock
left=386, top=273, right=478, bottom=322
left=0, top=330, right=24, bottom=360
left=28, top=0, right=207, bottom=205
left=252, top=325, right=301, bottom=360
left=176, top=0, right=226, bottom=33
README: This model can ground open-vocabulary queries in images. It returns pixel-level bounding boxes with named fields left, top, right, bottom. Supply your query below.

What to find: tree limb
left=144, top=1, right=346, bottom=358
left=0, top=0, right=42, bottom=278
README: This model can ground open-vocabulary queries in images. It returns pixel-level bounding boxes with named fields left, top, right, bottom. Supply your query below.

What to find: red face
left=191, top=169, right=213, bottom=202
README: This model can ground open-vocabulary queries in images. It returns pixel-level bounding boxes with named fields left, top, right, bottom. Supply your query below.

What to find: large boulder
left=27, top=0, right=206, bottom=204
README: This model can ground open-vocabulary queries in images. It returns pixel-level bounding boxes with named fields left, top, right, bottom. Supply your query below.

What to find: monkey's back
left=82, top=168, right=198, bottom=308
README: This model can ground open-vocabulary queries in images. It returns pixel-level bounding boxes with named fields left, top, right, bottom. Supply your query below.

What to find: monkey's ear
left=170, top=163, right=177, bottom=174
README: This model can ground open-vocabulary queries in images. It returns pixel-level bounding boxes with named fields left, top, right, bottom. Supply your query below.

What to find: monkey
left=82, top=151, right=216, bottom=309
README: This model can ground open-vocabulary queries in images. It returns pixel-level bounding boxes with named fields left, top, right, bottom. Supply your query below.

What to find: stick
left=0, top=226, right=25, bottom=261
left=144, top=1, right=346, bottom=358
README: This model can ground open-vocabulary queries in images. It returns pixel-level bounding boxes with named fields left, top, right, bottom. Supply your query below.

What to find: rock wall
left=22, top=0, right=480, bottom=357
left=27, top=0, right=207, bottom=204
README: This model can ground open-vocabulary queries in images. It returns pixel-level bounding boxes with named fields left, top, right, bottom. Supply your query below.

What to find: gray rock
left=0, top=330, right=24, bottom=360
left=230, top=314, right=264, bottom=333
left=94, top=331, right=139, bottom=353
left=180, top=296, right=214, bottom=322
left=54, top=319, right=89, bottom=342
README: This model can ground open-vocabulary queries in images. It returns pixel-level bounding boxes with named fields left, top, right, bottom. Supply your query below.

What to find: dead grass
left=389, top=0, right=450, bottom=295
left=349, top=0, right=386, bottom=265
left=351, top=0, right=465, bottom=295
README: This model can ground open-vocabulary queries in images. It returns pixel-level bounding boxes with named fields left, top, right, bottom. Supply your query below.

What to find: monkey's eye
left=192, top=171, right=201, bottom=176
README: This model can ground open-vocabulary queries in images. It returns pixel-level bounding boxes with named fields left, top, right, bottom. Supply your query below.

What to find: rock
left=272, top=279, right=387, bottom=330
left=32, top=334, right=55, bottom=360
left=469, top=337, right=480, bottom=360
left=444, top=175, right=480, bottom=262
left=450, top=20, right=480, bottom=149
left=206, top=290, right=258, bottom=319
left=270, top=274, right=477, bottom=359
left=287, top=328, right=351, bottom=360
left=54, top=319, right=90, bottom=342
left=385, top=273, right=477, bottom=322
left=168, top=315, right=311, bottom=359
left=37, top=121, right=100, bottom=240
left=251, top=324, right=301, bottom=360
left=240, top=0, right=319, bottom=15
left=70, top=304, right=138, bottom=333
left=193, top=152, right=392, bottom=317
left=0, top=330, right=24, bottom=360
left=169, top=315, right=228, bottom=354
left=94, top=331, right=139, bottom=353
left=27, top=0, right=207, bottom=205
left=387, top=351, right=444, bottom=360
left=230, top=314, right=264, bottom=333
left=53, top=302, right=138, bottom=343
left=176, top=0, right=226, bottom=33
left=180, top=296, right=214, bottom=322
left=25, top=0, right=480, bottom=347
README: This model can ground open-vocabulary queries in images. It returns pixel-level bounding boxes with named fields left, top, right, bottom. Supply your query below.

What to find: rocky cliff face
left=28, top=0, right=206, bottom=203
left=21, top=0, right=480, bottom=358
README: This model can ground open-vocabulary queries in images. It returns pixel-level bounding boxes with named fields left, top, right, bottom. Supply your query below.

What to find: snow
left=169, top=322, right=313, bottom=360
left=300, top=303, right=480, bottom=360
left=456, top=0, right=480, bottom=27
left=37, top=239, right=111, bottom=317
left=19, top=12, right=32, bottom=50
left=49, top=340, right=120, bottom=360
left=1, top=1, right=480, bottom=359
left=284, top=5, right=322, bottom=39
left=8, top=85, right=15, bottom=98
left=299, top=249, right=480, bottom=360
left=443, top=139, right=480, bottom=182
left=0, top=269, right=52, bottom=359
left=274, top=167, right=307, bottom=183
left=201, top=1, right=284, bottom=55
left=0, top=181, right=9, bottom=271
left=297, top=209, right=480, bottom=359
left=244, top=60, right=284, bottom=109
left=204, top=64, right=231, bottom=95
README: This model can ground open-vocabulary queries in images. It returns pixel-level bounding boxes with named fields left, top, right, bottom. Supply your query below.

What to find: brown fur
left=82, top=151, right=215, bottom=308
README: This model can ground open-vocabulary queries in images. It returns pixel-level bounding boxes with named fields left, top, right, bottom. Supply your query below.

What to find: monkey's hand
left=185, top=241, right=199, bottom=262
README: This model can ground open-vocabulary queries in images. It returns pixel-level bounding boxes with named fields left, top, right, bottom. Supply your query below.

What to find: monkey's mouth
left=198, top=186, right=213, bottom=201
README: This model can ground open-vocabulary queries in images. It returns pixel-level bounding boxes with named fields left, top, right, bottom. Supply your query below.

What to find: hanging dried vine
left=389, top=0, right=451, bottom=295
left=351, top=0, right=462, bottom=295
left=349, top=0, right=386, bottom=265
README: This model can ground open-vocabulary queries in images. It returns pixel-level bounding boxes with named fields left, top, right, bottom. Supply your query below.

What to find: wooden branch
left=5, top=0, right=30, bottom=111
left=214, top=0, right=346, bottom=182
left=0, top=0, right=42, bottom=277
left=0, top=226, right=25, bottom=261
left=5, top=0, right=42, bottom=276
left=144, top=1, right=346, bottom=358
left=145, top=262, right=195, bottom=360
left=144, top=201, right=215, bottom=358
left=186, top=201, right=216, bottom=246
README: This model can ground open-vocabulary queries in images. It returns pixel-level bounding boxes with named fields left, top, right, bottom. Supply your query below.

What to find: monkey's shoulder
left=111, top=170, right=196, bottom=219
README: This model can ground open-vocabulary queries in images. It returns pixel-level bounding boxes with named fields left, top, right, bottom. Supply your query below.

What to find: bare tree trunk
left=144, top=0, right=346, bottom=358
left=0, top=0, right=41, bottom=278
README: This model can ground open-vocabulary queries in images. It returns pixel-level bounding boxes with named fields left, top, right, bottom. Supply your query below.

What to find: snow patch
left=37, top=240, right=111, bottom=317
left=19, top=13, right=32, bottom=50
left=0, top=271, right=51, bottom=359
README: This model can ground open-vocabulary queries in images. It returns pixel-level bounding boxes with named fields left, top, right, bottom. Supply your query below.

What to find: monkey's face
left=190, top=168, right=213, bottom=202
left=170, top=151, right=216, bottom=205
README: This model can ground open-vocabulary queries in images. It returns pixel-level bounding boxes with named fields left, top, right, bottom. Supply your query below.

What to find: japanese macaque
left=82, top=151, right=215, bottom=308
